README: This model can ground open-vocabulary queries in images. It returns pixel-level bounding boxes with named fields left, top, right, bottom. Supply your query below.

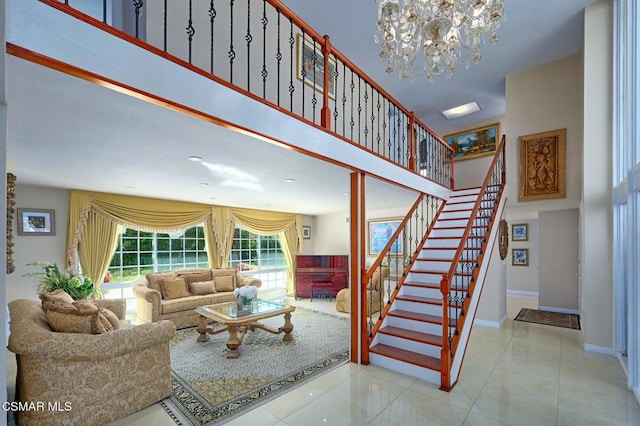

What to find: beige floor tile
left=381, top=391, right=470, bottom=426
left=226, top=407, right=282, bottom=426
left=557, top=384, right=640, bottom=425
left=305, top=362, right=363, bottom=392
left=367, top=414, right=402, bottom=426
left=485, top=367, right=559, bottom=406
left=560, top=365, right=632, bottom=401
left=471, top=387, right=558, bottom=426
left=408, top=377, right=476, bottom=411
left=282, top=393, right=376, bottom=426
left=358, top=364, right=417, bottom=389
left=462, top=412, right=509, bottom=426
left=328, top=371, right=407, bottom=413
left=105, top=404, right=174, bottom=425
left=261, top=383, right=326, bottom=419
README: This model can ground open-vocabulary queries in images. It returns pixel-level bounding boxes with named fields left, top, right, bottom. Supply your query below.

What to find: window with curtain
left=108, top=225, right=208, bottom=283
left=229, top=226, right=287, bottom=290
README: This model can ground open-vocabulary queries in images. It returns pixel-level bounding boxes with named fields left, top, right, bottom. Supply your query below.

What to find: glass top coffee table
left=195, top=300, right=295, bottom=359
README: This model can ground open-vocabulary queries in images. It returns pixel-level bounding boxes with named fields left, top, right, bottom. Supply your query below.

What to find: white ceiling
left=6, top=0, right=597, bottom=215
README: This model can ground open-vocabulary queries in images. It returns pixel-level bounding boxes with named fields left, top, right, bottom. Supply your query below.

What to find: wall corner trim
left=583, top=343, right=615, bottom=356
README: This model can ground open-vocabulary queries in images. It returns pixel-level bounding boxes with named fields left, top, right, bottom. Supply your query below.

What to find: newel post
left=321, top=35, right=332, bottom=131
left=440, top=274, right=451, bottom=391
left=501, top=135, right=506, bottom=185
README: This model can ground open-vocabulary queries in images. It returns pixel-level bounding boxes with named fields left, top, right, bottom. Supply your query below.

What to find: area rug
left=514, top=308, right=581, bottom=330
left=161, top=307, right=350, bottom=425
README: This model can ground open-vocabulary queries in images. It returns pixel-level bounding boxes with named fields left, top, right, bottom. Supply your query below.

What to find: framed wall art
left=444, top=122, right=500, bottom=161
left=368, top=218, right=403, bottom=256
left=518, top=128, right=566, bottom=201
left=511, top=223, right=528, bottom=241
left=512, top=248, right=529, bottom=266
left=296, top=33, right=336, bottom=99
left=17, top=208, right=55, bottom=236
left=302, top=225, right=311, bottom=239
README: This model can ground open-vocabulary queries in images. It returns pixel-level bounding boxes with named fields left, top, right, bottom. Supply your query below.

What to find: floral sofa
left=7, top=297, right=175, bottom=426
left=132, top=267, right=262, bottom=329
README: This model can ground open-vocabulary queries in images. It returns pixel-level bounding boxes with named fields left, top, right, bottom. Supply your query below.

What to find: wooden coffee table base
left=196, top=312, right=294, bottom=359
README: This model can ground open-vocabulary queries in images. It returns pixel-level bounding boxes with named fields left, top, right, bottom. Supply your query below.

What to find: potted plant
left=26, top=262, right=98, bottom=300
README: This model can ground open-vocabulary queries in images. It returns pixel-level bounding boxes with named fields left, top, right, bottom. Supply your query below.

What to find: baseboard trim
left=538, top=305, right=579, bottom=315
left=507, top=290, right=538, bottom=297
left=474, top=315, right=506, bottom=329
left=634, top=387, right=640, bottom=406
left=584, top=344, right=614, bottom=356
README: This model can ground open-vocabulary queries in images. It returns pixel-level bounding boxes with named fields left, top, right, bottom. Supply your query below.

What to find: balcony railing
left=43, top=0, right=454, bottom=189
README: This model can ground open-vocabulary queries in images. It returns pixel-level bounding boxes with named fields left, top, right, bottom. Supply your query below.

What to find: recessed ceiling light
left=188, top=156, right=203, bottom=162
left=343, top=192, right=349, bottom=196
left=284, top=178, right=295, bottom=183
left=441, top=101, right=481, bottom=120
left=381, top=201, right=388, bottom=204
left=126, top=185, right=136, bottom=189
left=209, top=197, right=216, bottom=200
left=200, top=182, right=209, bottom=187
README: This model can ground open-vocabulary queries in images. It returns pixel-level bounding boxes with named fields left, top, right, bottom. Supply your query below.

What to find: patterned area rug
left=161, top=307, right=350, bottom=425
left=514, top=308, right=581, bottom=330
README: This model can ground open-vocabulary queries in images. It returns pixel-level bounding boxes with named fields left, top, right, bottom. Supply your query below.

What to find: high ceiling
left=7, top=0, right=597, bottom=215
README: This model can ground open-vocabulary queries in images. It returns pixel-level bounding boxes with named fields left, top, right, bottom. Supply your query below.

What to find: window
left=108, top=225, right=208, bottom=283
left=229, top=227, right=287, bottom=290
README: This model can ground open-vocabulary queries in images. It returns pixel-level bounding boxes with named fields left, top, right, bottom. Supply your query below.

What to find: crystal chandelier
left=375, top=0, right=505, bottom=82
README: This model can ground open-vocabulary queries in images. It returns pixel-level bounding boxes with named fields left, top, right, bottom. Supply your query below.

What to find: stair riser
left=418, top=249, right=455, bottom=260
left=439, top=211, right=473, bottom=220
left=451, top=188, right=481, bottom=197
left=435, top=218, right=489, bottom=228
left=424, top=238, right=462, bottom=248
left=430, top=228, right=465, bottom=238
left=377, top=334, right=441, bottom=359
left=406, top=272, right=441, bottom=284
left=443, top=202, right=476, bottom=211
left=413, top=260, right=467, bottom=273
left=369, top=353, right=441, bottom=384
left=394, top=300, right=442, bottom=316
left=400, top=285, right=442, bottom=299
left=386, top=315, right=446, bottom=336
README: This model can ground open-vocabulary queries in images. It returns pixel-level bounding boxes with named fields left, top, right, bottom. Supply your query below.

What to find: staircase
left=369, top=183, right=506, bottom=389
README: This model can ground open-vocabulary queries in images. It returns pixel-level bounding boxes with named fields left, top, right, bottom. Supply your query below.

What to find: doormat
left=514, top=308, right=580, bottom=330
left=161, top=307, right=350, bottom=425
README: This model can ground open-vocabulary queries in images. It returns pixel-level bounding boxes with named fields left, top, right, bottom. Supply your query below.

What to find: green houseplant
left=27, top=262, right=98, bottom=300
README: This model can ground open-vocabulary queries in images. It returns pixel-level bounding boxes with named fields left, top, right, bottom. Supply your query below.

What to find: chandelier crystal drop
left=374, top=0, right=505, bottom=82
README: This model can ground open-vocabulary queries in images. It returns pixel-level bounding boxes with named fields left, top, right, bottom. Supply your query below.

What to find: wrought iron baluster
left=229, top=0, right=236, bottom=84
left=311, top=38, right=318, bottom=122
left=333, top=62, right=339, bottom=132
left=300, top=29, right=306, bottom=119
left=164, top=0, right=168, bottom=52
left=276, top=8, right=282, bottom=106
left=382, top=98, right=388, bottom=159
left=341, top=63, right=347, bottom=136
left=246, top=0, right=252, bottom=91
left=261, top=0, right=268, bottom=99
left=288, top=19, right=295, bottom=111
left=357, top=76, right=362, bottom=144
left=103, top=0, right=107, bottom=23
left=376, top=92, right=381, bottom=154
left=349, top=71, right=355, bottom=140
left=186, top=0, right=195, bottom=64
left=364, top=83, right=369, bottom=148
left=209, top=1, right=216, bottom=73
left=133, top=0, right=143, bottom=39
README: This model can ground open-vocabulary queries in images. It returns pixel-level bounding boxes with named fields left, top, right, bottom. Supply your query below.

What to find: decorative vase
left=241, top=296, right=253, bottom=307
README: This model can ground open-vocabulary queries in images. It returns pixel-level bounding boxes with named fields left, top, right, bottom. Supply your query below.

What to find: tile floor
left=9, top=295, right=640, bottom=425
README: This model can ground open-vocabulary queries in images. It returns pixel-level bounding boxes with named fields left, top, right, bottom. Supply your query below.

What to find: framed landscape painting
left=444, top=123, right=500, bottom=161
left=368, top=218, right=403, bottom=256
left=17, top=208, right=55, bottom=236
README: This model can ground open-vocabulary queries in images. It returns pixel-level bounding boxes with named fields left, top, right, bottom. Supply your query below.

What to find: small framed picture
left=511, top=223, right=528, bottom=241
left=302, top=226, right=311, bottom=239
left=17, top=208, right=55, bottom=236
left=512, top=248, right=529, bottom=266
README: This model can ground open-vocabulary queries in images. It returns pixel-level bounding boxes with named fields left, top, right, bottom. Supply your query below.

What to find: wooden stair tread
left=379, top=326, right=442, bottom=347
left=388, top=309, right=443, bottom=324
left=397, top=295, right=441, bottom=305
left=404, top=281, right=469, bottom=292
left=369, top=343, right=441, bottom=371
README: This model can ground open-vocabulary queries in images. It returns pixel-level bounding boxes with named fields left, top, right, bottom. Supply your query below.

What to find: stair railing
left=439, top=135, right=506, bottom=390
left=41, top=0, right=454, bottom=188
left=360, top=193, right=444, bottom=359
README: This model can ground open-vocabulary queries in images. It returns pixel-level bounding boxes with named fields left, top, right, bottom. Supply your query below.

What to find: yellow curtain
left=230, top=208, right=299, bottom=234
left=210, top=207, right=234, bottom=268
left=77, top=210, right=122, bottom=294
left=279, top=218, right=302, bottom=296
left=66, top=191, right=91, bottom=268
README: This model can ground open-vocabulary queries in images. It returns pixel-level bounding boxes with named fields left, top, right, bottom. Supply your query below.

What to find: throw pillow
left=214, top=275, right=235, bottom=292
left=183, top=272, right=213, bottom=285
left=40, top=289, right=75, bottom=310
left=161, top=277, right=190, bottom=299
left=100, top=308, right=120, bottom=331
left=146, top=271, right=176, bottom=294
left=188, top=280, right=216, bottom=295
left=45, top=300, right=113, bottom=334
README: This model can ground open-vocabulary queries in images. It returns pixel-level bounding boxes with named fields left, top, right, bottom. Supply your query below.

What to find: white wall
left=475, top=228, right=507, bottom=326
left=6, top=185, right=69, bottom=302
left=506, top=219, right=539, bottom=294
left=581, top=0, right=614, bottom=351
